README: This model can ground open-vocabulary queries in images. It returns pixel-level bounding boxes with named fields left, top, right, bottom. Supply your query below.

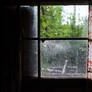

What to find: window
left=20, top=6, right=38, bottom=77
left=40, top=5, right=88, bottom=78
left=41, top=40, right=88, bottom=78
left=20, top=4, right=92, bottom=79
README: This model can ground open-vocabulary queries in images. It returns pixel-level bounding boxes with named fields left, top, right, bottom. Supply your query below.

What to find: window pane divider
left=38, top=4, right=41, bottom=78
left=23, top=37, right=38, bottom=40
left=40, top=38, right=88, bottom=40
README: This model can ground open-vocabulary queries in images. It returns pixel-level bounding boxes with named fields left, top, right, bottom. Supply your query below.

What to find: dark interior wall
left=22, top=78, right=90, bottom=92
left=22, top=88, right=86, bottom=92
left=1, top=0, right=91, bottom=5
left=3, top=6, right=20, bottom=92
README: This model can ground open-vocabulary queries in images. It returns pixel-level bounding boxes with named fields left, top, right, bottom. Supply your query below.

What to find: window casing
left=20, top=3, right=92, bottom=80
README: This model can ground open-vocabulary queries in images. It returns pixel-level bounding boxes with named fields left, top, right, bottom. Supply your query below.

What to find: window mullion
left=38, top=4, right=41, bottom=78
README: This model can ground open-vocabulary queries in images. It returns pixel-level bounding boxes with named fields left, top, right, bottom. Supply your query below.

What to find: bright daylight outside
left=40, top=5, right=88, bottom=78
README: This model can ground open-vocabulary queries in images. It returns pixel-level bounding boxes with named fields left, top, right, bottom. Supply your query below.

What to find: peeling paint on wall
left=88, top=42, right=92, bottom=71
left=88, top=5, right=92, bottom=79
left=89, top=6, right=92, bottom=39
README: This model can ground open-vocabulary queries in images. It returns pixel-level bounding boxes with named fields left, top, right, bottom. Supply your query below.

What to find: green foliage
left=40, top=6, right=85, bottom=38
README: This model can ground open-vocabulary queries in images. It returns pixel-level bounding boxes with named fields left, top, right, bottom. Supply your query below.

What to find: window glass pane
left=23, top=40, right=38, bottom=77
left=41, top=40, right=88, bottom=78
left=20, top=6, right=38, bottom=38
left=40, top=5, right=88, bottom=38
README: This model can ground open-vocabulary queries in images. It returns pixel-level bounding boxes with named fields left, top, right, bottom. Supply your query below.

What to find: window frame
left=39, top=4, right=89, bottom=79
left=20, top=1, right=92, bottom=82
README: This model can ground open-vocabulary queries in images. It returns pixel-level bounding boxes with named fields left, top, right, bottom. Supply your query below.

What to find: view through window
left=41, top=40, right=88, bottom=78
left=40, top=5, right=88, bottom=38
left=40, top=5, right=88, bottom=78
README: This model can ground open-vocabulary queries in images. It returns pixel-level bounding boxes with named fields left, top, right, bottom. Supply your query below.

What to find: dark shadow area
left=1, top=0, right=92, bottom=5
left=22, top=77, right=92, bottom=92
left=3, top=5, right=20, bottom=92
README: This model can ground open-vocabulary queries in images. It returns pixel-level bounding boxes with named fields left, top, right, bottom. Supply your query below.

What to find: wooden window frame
left=18, top=1, right=92, bottom=89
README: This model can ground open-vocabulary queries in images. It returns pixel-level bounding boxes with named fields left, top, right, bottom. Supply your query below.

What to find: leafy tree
left=40, top=6, right=63, bottom=37
left=40, top=6, right=85, bottom=38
